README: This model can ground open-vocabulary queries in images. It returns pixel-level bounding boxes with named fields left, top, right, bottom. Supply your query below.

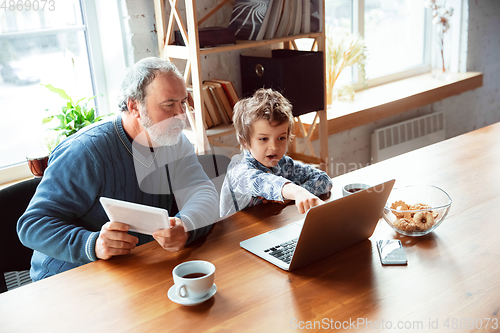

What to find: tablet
left=100, top=197, right=171, bottom=235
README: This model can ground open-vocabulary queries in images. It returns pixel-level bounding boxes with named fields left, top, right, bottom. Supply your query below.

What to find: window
left=325, top=0, right=431, bottom=89
left=0, top=0, right=104, bottom=182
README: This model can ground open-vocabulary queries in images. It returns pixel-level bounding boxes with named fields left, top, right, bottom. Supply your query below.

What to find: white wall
left=118, top=0, right=158, bottom=63
left=307, top=0, right=500, bottom=177
left=117, top=0, right=269, bottom=94
left=466, top=0, right=500, bottom=129
left=118, top=0, right=500, bottom=176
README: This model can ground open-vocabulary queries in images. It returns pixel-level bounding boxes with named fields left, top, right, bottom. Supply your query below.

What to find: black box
left=240, top=50, right=324, bottom=117
left=174, top=27, right=236, bottom=48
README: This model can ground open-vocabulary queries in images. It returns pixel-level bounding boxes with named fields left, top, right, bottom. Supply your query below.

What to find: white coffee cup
left=172, top=260, right=215, bottom=299
left=342, top=183, right=370, bottom=197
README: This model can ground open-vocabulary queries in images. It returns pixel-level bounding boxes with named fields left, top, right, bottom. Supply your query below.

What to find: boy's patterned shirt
left=220, top=151, right=333, bottom=217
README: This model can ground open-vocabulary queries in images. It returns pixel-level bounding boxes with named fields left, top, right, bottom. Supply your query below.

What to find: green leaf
left=95, top=113, right=114, bottom=122
left=42, top=85, right=112, bottom=149
left=76, top=97, right=87, bottom=105
left=55, top=114, right=66, bottom=123
left=42, top=84, right=74, bottom=104
left=87, top=108, right=95, bottom=121
left=42, top=116, right=54, bottom=124
left=74, top=124, right=84, bottom=132
left=64, top=113, right=73, bottom=124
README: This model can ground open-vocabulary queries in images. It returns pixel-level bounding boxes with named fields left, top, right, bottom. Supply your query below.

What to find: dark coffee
left=347, top=188, right=363, bottom=193
left=182, top=272, right=207, bottom=279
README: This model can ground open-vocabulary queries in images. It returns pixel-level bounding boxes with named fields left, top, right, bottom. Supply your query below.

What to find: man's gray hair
left=117, top=57, right=183, bottom=112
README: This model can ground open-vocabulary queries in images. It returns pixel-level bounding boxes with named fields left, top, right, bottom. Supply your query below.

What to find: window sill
left=296, top=72, right=483, bottom=140
left=0, top=175, right=33, bottom=190
left=0, top=163, right=33, bottom=189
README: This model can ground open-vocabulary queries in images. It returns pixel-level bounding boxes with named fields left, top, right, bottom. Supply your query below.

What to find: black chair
left=0, top=177, right=40, bottom=293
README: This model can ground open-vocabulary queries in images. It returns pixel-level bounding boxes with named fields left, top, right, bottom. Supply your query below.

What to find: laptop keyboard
left=264, top=238, right=298, bottom=264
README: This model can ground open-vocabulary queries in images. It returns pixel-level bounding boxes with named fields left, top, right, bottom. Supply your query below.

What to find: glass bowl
left=382, top=185, right=452, bottom=236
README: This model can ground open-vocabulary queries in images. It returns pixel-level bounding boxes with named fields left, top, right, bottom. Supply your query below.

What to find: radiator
left=4, top=270, right=32, bottom=291
left=371, top=112, right=445, bottom=163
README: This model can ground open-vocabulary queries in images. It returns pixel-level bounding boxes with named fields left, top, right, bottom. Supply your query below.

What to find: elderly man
left=18, top=57, right=219, bottom=281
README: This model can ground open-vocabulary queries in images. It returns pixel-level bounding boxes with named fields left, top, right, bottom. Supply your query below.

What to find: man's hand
left=282, top=182, right=324, bottom=214
left=152, top=217, right=189, bottom=252
left=96, top=221, right=139, bottom=260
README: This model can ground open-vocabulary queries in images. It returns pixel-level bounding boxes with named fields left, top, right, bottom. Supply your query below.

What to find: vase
left=431, top=24, right=452, bottom=80
left=326, top=87, right=337, bottom=105
left=26, top=152, right=49, bottom=177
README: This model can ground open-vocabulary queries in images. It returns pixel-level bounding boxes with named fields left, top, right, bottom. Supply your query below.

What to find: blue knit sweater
left=18, top=114, right=218, bottom=281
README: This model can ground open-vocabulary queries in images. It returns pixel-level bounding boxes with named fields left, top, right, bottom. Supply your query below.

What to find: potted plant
left=27, top=84, right=113, bottom=177
left=41, top=84, right=113, bottom=152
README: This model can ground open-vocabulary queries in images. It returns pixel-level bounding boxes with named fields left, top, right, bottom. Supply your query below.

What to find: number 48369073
left=1, top=0, right=56, bottom=11
left=443, top=318, right=499, bottom=330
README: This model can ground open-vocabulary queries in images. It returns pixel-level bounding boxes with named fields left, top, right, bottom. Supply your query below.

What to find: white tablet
left=99, top=197, right=171, bottom=235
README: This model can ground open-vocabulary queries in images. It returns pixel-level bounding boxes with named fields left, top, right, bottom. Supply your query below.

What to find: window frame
left=0, top=0, right=112, bottom=184
left=347, top=0, right=433, bottom=91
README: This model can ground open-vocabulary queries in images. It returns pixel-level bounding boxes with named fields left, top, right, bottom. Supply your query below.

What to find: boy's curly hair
left=233, top=88, right=294, bottom=148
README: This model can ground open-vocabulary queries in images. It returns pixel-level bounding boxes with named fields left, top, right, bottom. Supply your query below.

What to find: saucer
left=168, top=284, right=217, bottom=306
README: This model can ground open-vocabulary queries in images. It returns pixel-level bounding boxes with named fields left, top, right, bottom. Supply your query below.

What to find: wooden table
left=1, top=123, right=500, bottom=332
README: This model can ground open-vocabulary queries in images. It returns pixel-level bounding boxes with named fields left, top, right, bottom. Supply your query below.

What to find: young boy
left=220, top=88, right=332, bottom=217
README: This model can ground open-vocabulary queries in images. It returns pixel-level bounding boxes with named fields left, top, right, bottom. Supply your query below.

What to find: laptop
left=240, top=179, right=395, bottom=271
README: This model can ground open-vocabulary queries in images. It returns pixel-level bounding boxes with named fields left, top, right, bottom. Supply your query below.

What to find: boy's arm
left=281, top=182, right=323, bottom=214
left=288, top=158, right=333, bottom=196
left=224, top=156, right=332, bottom=213
left=228, top=163, right=289, bottom=203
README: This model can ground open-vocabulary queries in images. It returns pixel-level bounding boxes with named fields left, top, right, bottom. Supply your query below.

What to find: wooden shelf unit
left=153, top=0, right=328, bottom=168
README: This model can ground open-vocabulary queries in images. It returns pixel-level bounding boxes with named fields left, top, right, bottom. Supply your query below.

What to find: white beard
left=140, top=109, right=186, bottom=146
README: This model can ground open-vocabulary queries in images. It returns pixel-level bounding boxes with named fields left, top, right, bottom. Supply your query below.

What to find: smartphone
left=376, top=240, right=407, bottom=265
